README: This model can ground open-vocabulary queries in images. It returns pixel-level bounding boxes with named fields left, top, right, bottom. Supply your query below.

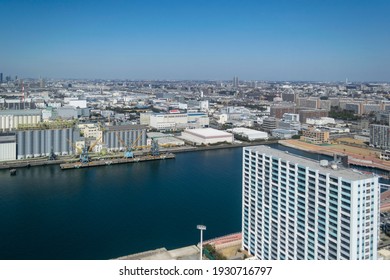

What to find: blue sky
left=1, top=0, right=389, bottom=81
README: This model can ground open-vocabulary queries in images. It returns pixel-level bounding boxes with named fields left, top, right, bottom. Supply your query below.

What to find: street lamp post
left=197, top=225, right=206, bottom=260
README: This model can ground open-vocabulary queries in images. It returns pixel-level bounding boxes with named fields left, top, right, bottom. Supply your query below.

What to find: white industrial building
left=306, top=117, right=336, bottom=126
left=145, top=112, right=209, bottom=131
left=68, top=99, right=87, bottom=109
left=180, top=128, right=233, bottom=145
left=0, top=110, right=42, bottom=131
left=229, top=128, right=268, bottom=141
left=150, top=113, right=187, bottom=130
left=0, top=133, right=16, bottom=161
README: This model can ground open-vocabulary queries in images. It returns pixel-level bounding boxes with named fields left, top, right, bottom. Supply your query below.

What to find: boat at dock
left=59, top=153, right=175, bottom=170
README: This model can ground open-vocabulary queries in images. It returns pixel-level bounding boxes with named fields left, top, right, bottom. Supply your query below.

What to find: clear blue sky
left=1, top=0, right=389, bottom=81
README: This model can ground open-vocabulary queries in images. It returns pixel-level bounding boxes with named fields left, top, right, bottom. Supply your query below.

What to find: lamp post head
left=197, top=225, right=206, bottom=230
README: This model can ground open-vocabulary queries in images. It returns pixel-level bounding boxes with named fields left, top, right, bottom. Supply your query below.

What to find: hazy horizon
left=1, top=0, right=389, bottom=82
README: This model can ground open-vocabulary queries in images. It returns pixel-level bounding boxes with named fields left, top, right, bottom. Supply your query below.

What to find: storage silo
left=61, top=129, right=67, bottom=155
left=25, top=130, right=33, bottom=158
left=40, top=130, right=47, bottom=156
left=53, top=129, right=61, bottom=154
left=46, top=129, right=53, bottom=156
left=17, top=131, right=25, bottom=159
left=33, top=130, right=41, bottom=157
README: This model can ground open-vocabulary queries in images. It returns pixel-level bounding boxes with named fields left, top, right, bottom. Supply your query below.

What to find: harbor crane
left=79, top=135, right=103, bottom=164
left=151, top=139, right=160, bottom=156
left=116, top=131, right=144, bottom=158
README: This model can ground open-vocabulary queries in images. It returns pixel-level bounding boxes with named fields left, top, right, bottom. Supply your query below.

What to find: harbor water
left=0, top=148, right=244, bottom=260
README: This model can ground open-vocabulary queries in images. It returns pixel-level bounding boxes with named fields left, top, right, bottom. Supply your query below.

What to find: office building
left=301, top=128, right=330, bottom=144
left=242, top=146, right=379, bottom=260
left=0, top=73, right=3, bottom=83
left=262, top=117, right=278, bottom=132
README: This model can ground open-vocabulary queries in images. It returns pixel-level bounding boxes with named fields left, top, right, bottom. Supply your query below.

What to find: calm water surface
left=0, top=148, right=243, bottom=260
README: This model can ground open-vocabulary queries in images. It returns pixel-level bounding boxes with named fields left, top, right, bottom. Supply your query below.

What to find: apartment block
left=242, top=146, right=379, bottom=260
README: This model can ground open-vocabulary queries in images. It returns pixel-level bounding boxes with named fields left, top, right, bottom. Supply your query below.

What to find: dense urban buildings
left=242, top=146, right=379, bottom=260
left=0, top=76, right=389, bottom=260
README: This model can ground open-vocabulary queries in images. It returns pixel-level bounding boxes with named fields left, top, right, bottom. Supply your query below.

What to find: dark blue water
left=0, top=148, right=243, bottom=260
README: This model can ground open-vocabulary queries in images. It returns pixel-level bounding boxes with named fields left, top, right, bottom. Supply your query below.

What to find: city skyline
left=1, top=0, right=390, bottom=81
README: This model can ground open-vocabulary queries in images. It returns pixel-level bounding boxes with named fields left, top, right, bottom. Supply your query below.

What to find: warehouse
left=180, top=128, right=233, bottom=145
left=229, top=128, right=268, bottom=141
left=147, top=132, right=185, bottom=147
left=0, top=133, right=16, bottom=161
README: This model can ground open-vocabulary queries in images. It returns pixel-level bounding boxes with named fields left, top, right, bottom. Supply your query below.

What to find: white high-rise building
left=242, top=146, right=379, bottom=260
left=233, top=76, right=239, bottom=88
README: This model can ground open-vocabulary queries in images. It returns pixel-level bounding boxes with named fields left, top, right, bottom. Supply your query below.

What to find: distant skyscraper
left=242, top=146, right=379, bottom=260
left=0, top=73, right=3, bottom=83
left=233, top=76, right=239, bottom=88
left=40, top=78, right=45, bottom=88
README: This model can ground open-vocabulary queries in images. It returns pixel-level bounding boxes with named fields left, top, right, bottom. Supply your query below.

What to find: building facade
left=370, top=124, right=390, bottom=149
left=270, top=104, right=296, bottom=119
left=262, top=117, right=278, bottom=132
left=298, top=109, right=328, bottom=123
left=148, top=112, right=209, bottom=131
left=242, top=146, right=379, bottom=260
left=301, top=128, right=330, bottom=144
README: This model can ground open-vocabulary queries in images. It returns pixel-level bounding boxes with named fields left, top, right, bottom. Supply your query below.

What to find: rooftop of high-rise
left=245, top=145, right=374, bottom=181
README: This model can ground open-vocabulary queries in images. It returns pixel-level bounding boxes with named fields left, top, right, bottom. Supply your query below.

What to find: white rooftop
left=246, top=145, right=375, bottom=181
left=185, top=128, right=232, bottom=137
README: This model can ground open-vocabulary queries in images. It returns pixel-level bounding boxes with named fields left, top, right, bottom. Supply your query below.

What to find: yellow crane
left=88, top=135, right=103, bottom=153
